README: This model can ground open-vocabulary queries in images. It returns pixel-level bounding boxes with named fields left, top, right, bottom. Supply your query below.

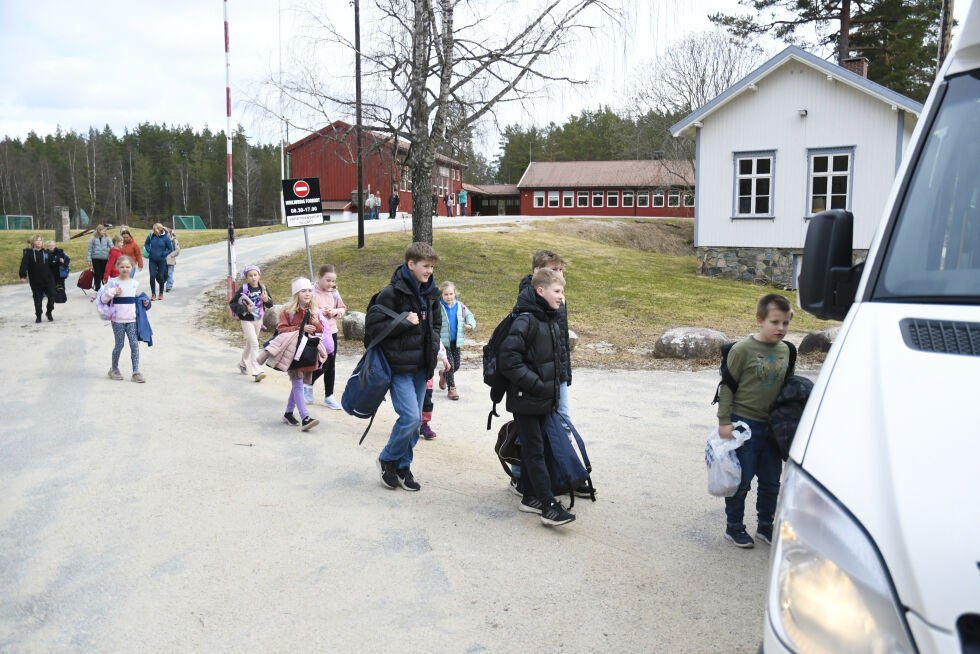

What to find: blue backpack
left=342, top=302, right=408, bottom=444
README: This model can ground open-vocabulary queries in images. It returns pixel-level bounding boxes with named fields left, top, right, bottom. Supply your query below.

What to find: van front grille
left=900, top=319, right=980, bottom=356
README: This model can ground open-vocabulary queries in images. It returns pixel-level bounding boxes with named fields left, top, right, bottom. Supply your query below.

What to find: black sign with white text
left=282, top=177, right=324, bottom=227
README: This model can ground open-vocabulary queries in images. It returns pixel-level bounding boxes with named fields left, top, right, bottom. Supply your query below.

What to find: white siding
left=696, top=62, right=917, bottom=249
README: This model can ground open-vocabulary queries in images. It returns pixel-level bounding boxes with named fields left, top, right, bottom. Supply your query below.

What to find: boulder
left=653, top=327, right=728, bottom=359
left=343, top=311, right=366, bottom=341
left=262, top=305, right=281, bottom=332
left=568, top=329, right=578, bottom=352
left=799, top=325, right=841, bottom=354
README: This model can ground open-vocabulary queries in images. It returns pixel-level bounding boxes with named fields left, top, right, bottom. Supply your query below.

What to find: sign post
left=282, top=177, right=324, bottom=281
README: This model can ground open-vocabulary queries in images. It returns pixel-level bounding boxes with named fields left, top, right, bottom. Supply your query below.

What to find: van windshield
left=873, top=70, right=980, bottom=302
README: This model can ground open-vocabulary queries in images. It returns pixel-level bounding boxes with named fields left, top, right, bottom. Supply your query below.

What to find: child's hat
left=291, top=277, right=313, bottom=295
left=241, top=264, right=260, bottom=278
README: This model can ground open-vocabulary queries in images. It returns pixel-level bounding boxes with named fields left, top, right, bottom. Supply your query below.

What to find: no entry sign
left=282, top=177, right=323, bottom=227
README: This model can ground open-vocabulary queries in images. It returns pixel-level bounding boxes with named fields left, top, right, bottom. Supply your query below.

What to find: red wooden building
left=285, top=121, right=467, bottom=217
left=516, top=160, right=695, bottom=218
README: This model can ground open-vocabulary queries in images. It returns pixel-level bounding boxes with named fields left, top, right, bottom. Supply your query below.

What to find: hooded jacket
left=363, top=264, right=442, bottom=376
left=19, top=248, right=55, bottom=288
left=88, top=234, right=111, bottom=262
left=499, top=284, right=563, bottom=415
left=166, top=235, right=180, bottom=265
left=144, top=232, right=174, bottom=262
left=518, top=273, right=571, bottom=386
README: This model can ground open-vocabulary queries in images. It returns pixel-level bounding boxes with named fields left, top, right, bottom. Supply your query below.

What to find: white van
left=761, top=4, right=980, bottom=653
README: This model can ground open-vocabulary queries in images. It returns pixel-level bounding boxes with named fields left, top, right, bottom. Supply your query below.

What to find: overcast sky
left=0, top=0, right=968, bottom=155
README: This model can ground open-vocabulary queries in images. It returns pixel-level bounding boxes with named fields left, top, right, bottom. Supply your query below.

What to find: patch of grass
left=1, top=225, right=287, bottom=285
left=204, top=219, right=837, bottom=368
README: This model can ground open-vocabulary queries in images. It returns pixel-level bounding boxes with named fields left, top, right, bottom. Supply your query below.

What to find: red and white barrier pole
left=224, top=0, right=237, bottom=315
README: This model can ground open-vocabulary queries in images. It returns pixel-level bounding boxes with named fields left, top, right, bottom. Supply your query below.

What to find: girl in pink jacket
left=311, top=264, right=347, bottom=410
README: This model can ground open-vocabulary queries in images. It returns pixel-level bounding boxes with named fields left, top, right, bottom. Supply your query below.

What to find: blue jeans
left=380, top=370, right=428, bottom=469
left=147, top=259, right=168, bottom=296
left=166, top=264, right=174, bottom=290
left=724, top=414, right=781, bottom=531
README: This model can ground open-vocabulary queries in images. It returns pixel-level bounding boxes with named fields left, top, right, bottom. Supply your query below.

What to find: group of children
left=18, top=234, right=71, bottom=322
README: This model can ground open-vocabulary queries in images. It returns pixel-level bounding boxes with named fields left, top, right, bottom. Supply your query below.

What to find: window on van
left=873, top=71, right=980, bottom=301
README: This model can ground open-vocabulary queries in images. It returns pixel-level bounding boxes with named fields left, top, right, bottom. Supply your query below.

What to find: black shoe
left=519, top=495, right=543, bottom=514
left=301, top=416, right=319, bottom=431
left=725, top=527, right=755, bottom=548
left=35, top=315, right=42, bottom=323
left=396, top=467, right=421, bottom=491
left=377, top=458, right=399, bottom=490
left=540, top=500, right=575, bottom=526
left=46, top=312, right=53, bottom=322
left=282, top=412, right=300, bottom=426
left=756, top=524, right=773, bottom=545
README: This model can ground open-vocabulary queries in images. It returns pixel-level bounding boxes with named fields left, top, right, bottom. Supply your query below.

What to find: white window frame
left=562, top=191, right=574, bottom=208
left=607, top=191, right=619, bottom=208
left=533, top=191, right=545, bottom=208
left=637, top=191, right=649, bottom=208
left=733, top=151, right=775, bottom=217
left=807, top=148, right=853, bottom=216
left=668, top=190, right=680, bottom=207
left=577, top=191, right=589, bottom=207
left=683, top=191, right=694, bottom=207
left=652, top=190, right=664, bottom=207
left=548, top=191, right=560, bottom=208
left=592, top=190, right=604, bottom=207
left=622, top=190, right=634, bottom=207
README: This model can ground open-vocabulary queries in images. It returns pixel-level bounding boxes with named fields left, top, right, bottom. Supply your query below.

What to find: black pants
left=148, top=259, right=168, bottom=296
left=514, top=412, right=554, bottom=504
left=92, top=258, right=108, bottom=291
left=310, top=333, right=339, bottom=396
left=31, top=281, right=55, bottom=317
left=444, top=342, right=461, bottom=387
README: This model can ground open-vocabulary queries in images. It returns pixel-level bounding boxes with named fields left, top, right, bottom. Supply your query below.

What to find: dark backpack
left=483, top=311, right=535, bottom=429
left=711, top=340, right=797, bottom=405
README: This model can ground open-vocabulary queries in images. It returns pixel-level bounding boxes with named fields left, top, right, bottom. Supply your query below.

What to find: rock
left=262, top=305, right=281, bottom=332
left=799, top=325, right=841, bottom=354
left=568, top=329, right=578, bottom=352
left=653, top=327, right=728, bottom=359
left=343, top=311, right=366, bottom=341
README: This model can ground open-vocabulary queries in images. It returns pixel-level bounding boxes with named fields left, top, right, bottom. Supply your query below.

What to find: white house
left=670, top=46, right=923, bottom=287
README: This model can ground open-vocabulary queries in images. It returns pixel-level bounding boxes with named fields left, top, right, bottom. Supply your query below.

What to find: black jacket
left=363, top=264, right=442, bottom=376
left=47, top=248, right=69, bottom=279
left=500, top=285, right=563, bottom=415
left=19, top=248, right=54, bottom=287
left=518, top=273, right=571, bottom=385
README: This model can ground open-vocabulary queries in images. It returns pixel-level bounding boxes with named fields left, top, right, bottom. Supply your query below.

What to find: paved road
left=0, top=217, right=772, bottom=653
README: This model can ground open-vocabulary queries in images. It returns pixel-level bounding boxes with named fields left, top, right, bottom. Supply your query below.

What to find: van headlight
left=768, top=464, right=916, bottom=653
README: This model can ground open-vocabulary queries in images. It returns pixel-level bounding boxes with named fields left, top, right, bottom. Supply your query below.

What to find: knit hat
left=291, top=277, right=313, bottom=295
left=241, top=265, right=260, bottom=278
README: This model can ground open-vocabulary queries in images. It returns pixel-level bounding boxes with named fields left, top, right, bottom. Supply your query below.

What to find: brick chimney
left=842, top=57, right=869, bottom=78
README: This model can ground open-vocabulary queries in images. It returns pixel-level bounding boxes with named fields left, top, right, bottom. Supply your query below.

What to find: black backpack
left=711, top=340, right=797, bottom=405
left=482, top=311, right=534, bottom=429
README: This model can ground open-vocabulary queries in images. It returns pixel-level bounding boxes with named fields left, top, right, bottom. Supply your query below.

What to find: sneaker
left=253, top=372, right=266, bottom=382
left=35, top=316, right=41, bottom=323
left=419, top=422, right=437, bottom=440
left=131, top=373, right=145, bottom=383
left=150, top=294, right=157, bottom=301
left=46, top=312, right=53, bottom=322
left=377, top=458, right=399, bottom=490
left=303, top=384, right=315, bottom=404
left=519, top=495, right=543, bottom=514
left=322, top=395, right=342, bottom=410
left=725, top=527, right=755, bottom=548
left=508, top=478, right=523, bottom=497
left=301, top=416, right=319, bottom=431
left=756, top=524, right=773, bottom=545
left=396, top=467, right=421, bottom=491
left=238, top=363, right=248, bottom=375
left=157, top=294, right=163, bottom=301
left=282, top=412, right=300, bottom=427
left=540, top=500, right=575, bottom=526
left=438, top=370, right=447, bottom=390
left=448, top=387, right=459, bottom=400
left=107, top=368, right=123, bottom=381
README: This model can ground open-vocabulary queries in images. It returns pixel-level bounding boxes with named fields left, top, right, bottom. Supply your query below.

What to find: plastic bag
left=705, top=421, right=751, bottom=497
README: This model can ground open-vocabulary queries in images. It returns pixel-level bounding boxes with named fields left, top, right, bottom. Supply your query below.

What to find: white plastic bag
left=705, top=421, right=752, bottom=497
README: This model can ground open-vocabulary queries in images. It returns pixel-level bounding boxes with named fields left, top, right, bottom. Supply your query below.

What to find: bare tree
left=274, top=0, right=619, bottom=244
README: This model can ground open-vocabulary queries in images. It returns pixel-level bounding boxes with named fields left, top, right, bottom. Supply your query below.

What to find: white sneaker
left=303, top=384, right=315, bottom=404
left=322, top=395, right=342, bottom=410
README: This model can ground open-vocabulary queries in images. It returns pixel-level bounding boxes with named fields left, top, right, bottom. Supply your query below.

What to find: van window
left=874, top=71, right=980, bottom=301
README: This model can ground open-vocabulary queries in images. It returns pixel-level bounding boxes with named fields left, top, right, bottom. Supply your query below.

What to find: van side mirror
left=798, top=210, right=863, bottom=321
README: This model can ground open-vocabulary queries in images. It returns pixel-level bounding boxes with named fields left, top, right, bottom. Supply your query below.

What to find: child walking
left=716, top=293, right=794, bottom=548
left=18, top=234, right=56, bottom=323
left=311, top=264, right=346, bottom=409
left=420, top=342, right=452, bottom=440
left=437, top=281, right=476, bottom=400
left=103, top=235, right=124, bottom=284
left=100, top=255, right=151, bottom=383
left=230, top=264, right=272, bottom=383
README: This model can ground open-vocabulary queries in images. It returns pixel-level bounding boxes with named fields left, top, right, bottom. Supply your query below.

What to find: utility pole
left=938, top=0, right=955, bottom=70
left=355, top=0, right=365, bottom=248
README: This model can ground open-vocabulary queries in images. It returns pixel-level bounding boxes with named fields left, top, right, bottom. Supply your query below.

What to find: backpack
left=482, top=311, right=535, bottom=429
left=711, top=340, right=797, bottom=405
left=95, top=280, right=119, bottom=321
left=341, top=299, right=408, bottom=444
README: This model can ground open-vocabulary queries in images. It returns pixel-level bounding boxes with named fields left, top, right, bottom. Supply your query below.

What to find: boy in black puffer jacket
left=499, top=268, right=575, bottom=527
left=364, top=242, right=446, bottom=492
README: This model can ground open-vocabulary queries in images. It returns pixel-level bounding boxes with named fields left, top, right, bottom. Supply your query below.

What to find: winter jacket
left=88, top=235, right=111, bottom=262
left=19, top=248, right=54, bottom=288
left=46, top=248, right=69, bottom=279
left=166, top=235, right=180, bottom=265
left=314, top=287, right=346, bottom=334
left=119, top=239, right=143, bottom=269
left=363, top=264, right=442, bottom=377
left=136, top=292, right=153, bottom=346
left=518, top=273, right=571, bottom=386
left=439, top=300, right=476, bottom=347
left=499, top=284, right=563, bottom=415
left=104, top=247, right=122, bottom=283
left=144, top=232, right=173, bottom=262
left=766, top=375, right=814, bottom=460
left=258, top=307, right=330, bottom=372
left=230, top=283, right=273, bottom=322
left=276, top=306, right=327, bottom=373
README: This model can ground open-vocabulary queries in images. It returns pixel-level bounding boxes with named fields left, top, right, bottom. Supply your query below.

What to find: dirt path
left=0, top=217, right=772, bottom=653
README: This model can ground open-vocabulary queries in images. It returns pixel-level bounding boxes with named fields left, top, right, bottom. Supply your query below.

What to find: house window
left=808, top=149, right=852, bottom=214
left=683, top=191, right=694, bottom=207
left=668, top=190, right=680, bottom=207
left=443, top=176, right=449, bottom=196
left=533, top=191, right=545, bottom=208
left=734, top=153, right=774, bottom=216
left=637, top=192, right=649, bottom=208
left=577, top=191, right=589, bottom=207
left=592, top=191, right=604, bottom=207
left=548, top=191, right=559, bottom=208
left=563, top=191, right=574, bottom=208
left=622, top=191, right=634, bottom=207
left=607, top=191, right=619, bottom=207
left=652, top=190, right=665, bottom=207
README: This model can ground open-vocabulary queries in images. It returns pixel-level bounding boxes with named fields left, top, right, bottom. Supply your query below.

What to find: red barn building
left=285, top=121, right=466, bottom=217
left=517, top=160, right=695, bottom=218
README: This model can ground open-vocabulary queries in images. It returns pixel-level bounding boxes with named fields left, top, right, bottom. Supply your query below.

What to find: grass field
left=204, top=218, right=836, bottom=369
left=1, top=225, right=287, bottom=285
